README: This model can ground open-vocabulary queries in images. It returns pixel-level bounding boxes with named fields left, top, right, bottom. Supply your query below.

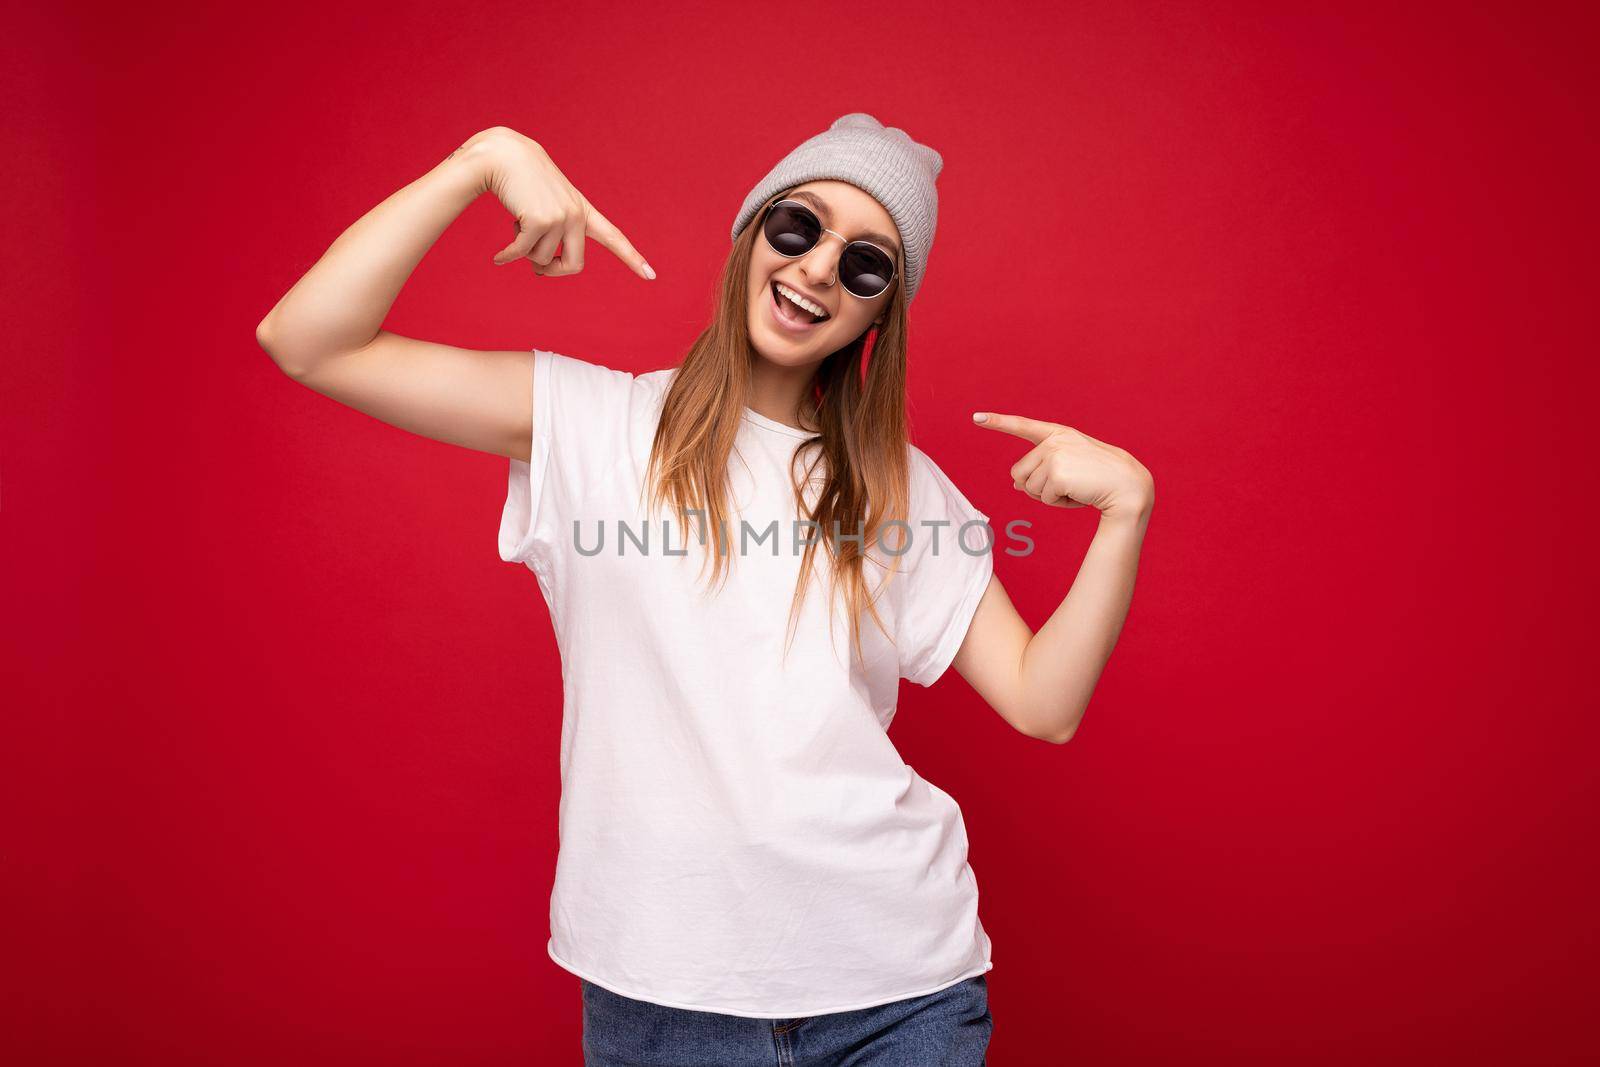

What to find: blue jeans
left=579, top=975, right=993, bottom=1066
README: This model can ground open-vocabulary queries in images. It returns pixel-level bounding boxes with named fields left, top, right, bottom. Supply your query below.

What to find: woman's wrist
left=1098, top=500, right=1152, bottom=537
left=434, top=127, right=516, bottom=202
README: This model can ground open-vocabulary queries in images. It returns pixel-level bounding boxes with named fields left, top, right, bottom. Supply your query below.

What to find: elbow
left=1031, top=704, right=1084, bottom=746
left=255, top=317, right=310, bottom=381
left=255, top=316, right=287, bottom=369
left=999, top=689, right=1083, bottom=746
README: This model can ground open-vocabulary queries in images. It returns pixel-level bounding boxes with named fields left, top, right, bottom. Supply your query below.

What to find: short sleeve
left=893, top=445, right=996, bottom=687
left=497, top=349, right=640, bottom=572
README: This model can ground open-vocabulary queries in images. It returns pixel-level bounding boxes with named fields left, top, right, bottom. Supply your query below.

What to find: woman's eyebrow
left=788, top=190, right=902, bottom=256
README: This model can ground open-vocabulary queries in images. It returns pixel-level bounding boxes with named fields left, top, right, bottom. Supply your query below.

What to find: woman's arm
left=950, top=413, right=1155, bottom=744
left=254, top=125, right=652, bottom=461
left=256, top=130, right=497, bottom=377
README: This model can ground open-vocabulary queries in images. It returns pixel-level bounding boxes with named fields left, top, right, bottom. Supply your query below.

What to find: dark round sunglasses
left=761, top=199, right=899, bottom=300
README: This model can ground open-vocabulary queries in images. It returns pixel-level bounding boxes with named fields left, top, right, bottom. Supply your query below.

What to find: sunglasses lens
left=763, top=201, right=821, bottom=257
left=841, top=244, right=895, bottom=298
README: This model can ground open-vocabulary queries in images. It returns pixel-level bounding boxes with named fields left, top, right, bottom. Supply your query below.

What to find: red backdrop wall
left=6, top=1, right=1595, bottom=1063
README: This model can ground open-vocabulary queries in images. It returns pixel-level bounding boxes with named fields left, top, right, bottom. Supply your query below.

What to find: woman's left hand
left=973, top=411, right=1154, bottom=519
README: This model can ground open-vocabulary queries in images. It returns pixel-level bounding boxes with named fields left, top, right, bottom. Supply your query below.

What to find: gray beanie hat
left=730, top=113, right=944, bottom=303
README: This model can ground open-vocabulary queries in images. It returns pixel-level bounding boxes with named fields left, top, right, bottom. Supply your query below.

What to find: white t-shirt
left=497, top=349, right=995, bottom=1018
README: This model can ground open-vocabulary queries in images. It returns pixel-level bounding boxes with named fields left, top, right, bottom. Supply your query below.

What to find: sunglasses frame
left=761, top=198, right=899, bottom=301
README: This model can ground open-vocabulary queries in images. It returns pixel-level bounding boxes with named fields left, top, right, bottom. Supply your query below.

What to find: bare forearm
left=255, top=129, right=499, bottom=375
left=1019, top=506, right=1150, bottom=741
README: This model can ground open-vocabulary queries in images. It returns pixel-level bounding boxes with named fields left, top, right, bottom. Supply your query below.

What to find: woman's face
left=746, top=179, right=901, bottom=369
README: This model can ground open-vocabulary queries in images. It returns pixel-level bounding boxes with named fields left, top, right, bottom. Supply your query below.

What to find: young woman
left=256, top=114, right=1153, bottom=1066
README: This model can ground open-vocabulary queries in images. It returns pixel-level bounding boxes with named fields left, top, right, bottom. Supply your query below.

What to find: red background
left=6, top=2, right=1596, bottom=1063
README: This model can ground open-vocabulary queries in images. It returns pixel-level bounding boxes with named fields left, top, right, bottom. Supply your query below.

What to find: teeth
left=776, top=282, right=827, bottom=319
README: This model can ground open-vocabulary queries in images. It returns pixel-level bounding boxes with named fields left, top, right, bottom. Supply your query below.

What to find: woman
left=256, top=113, right=1153, bottom=1065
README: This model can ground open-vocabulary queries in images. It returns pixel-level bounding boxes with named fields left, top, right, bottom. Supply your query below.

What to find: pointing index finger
left=972, top=411, right=1060, bottom=444
left=585, top=204, right=656, bottom=280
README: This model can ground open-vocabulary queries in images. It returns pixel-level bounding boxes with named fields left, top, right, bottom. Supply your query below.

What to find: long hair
left=641, top=188, right=916, bottom=668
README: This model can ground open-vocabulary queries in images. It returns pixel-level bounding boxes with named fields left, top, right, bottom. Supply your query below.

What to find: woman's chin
left=750, top=341, right=816, bottom=368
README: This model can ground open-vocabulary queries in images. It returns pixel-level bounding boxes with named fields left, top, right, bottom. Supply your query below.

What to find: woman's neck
left=747, top=360, right=822, bottom=433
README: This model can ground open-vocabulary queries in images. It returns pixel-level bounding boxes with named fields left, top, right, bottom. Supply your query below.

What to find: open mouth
left=770, top=281, right=829, bottom=328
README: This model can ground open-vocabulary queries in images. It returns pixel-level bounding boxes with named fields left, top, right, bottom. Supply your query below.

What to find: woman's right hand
left=473, top=126, right=655, bottom=280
